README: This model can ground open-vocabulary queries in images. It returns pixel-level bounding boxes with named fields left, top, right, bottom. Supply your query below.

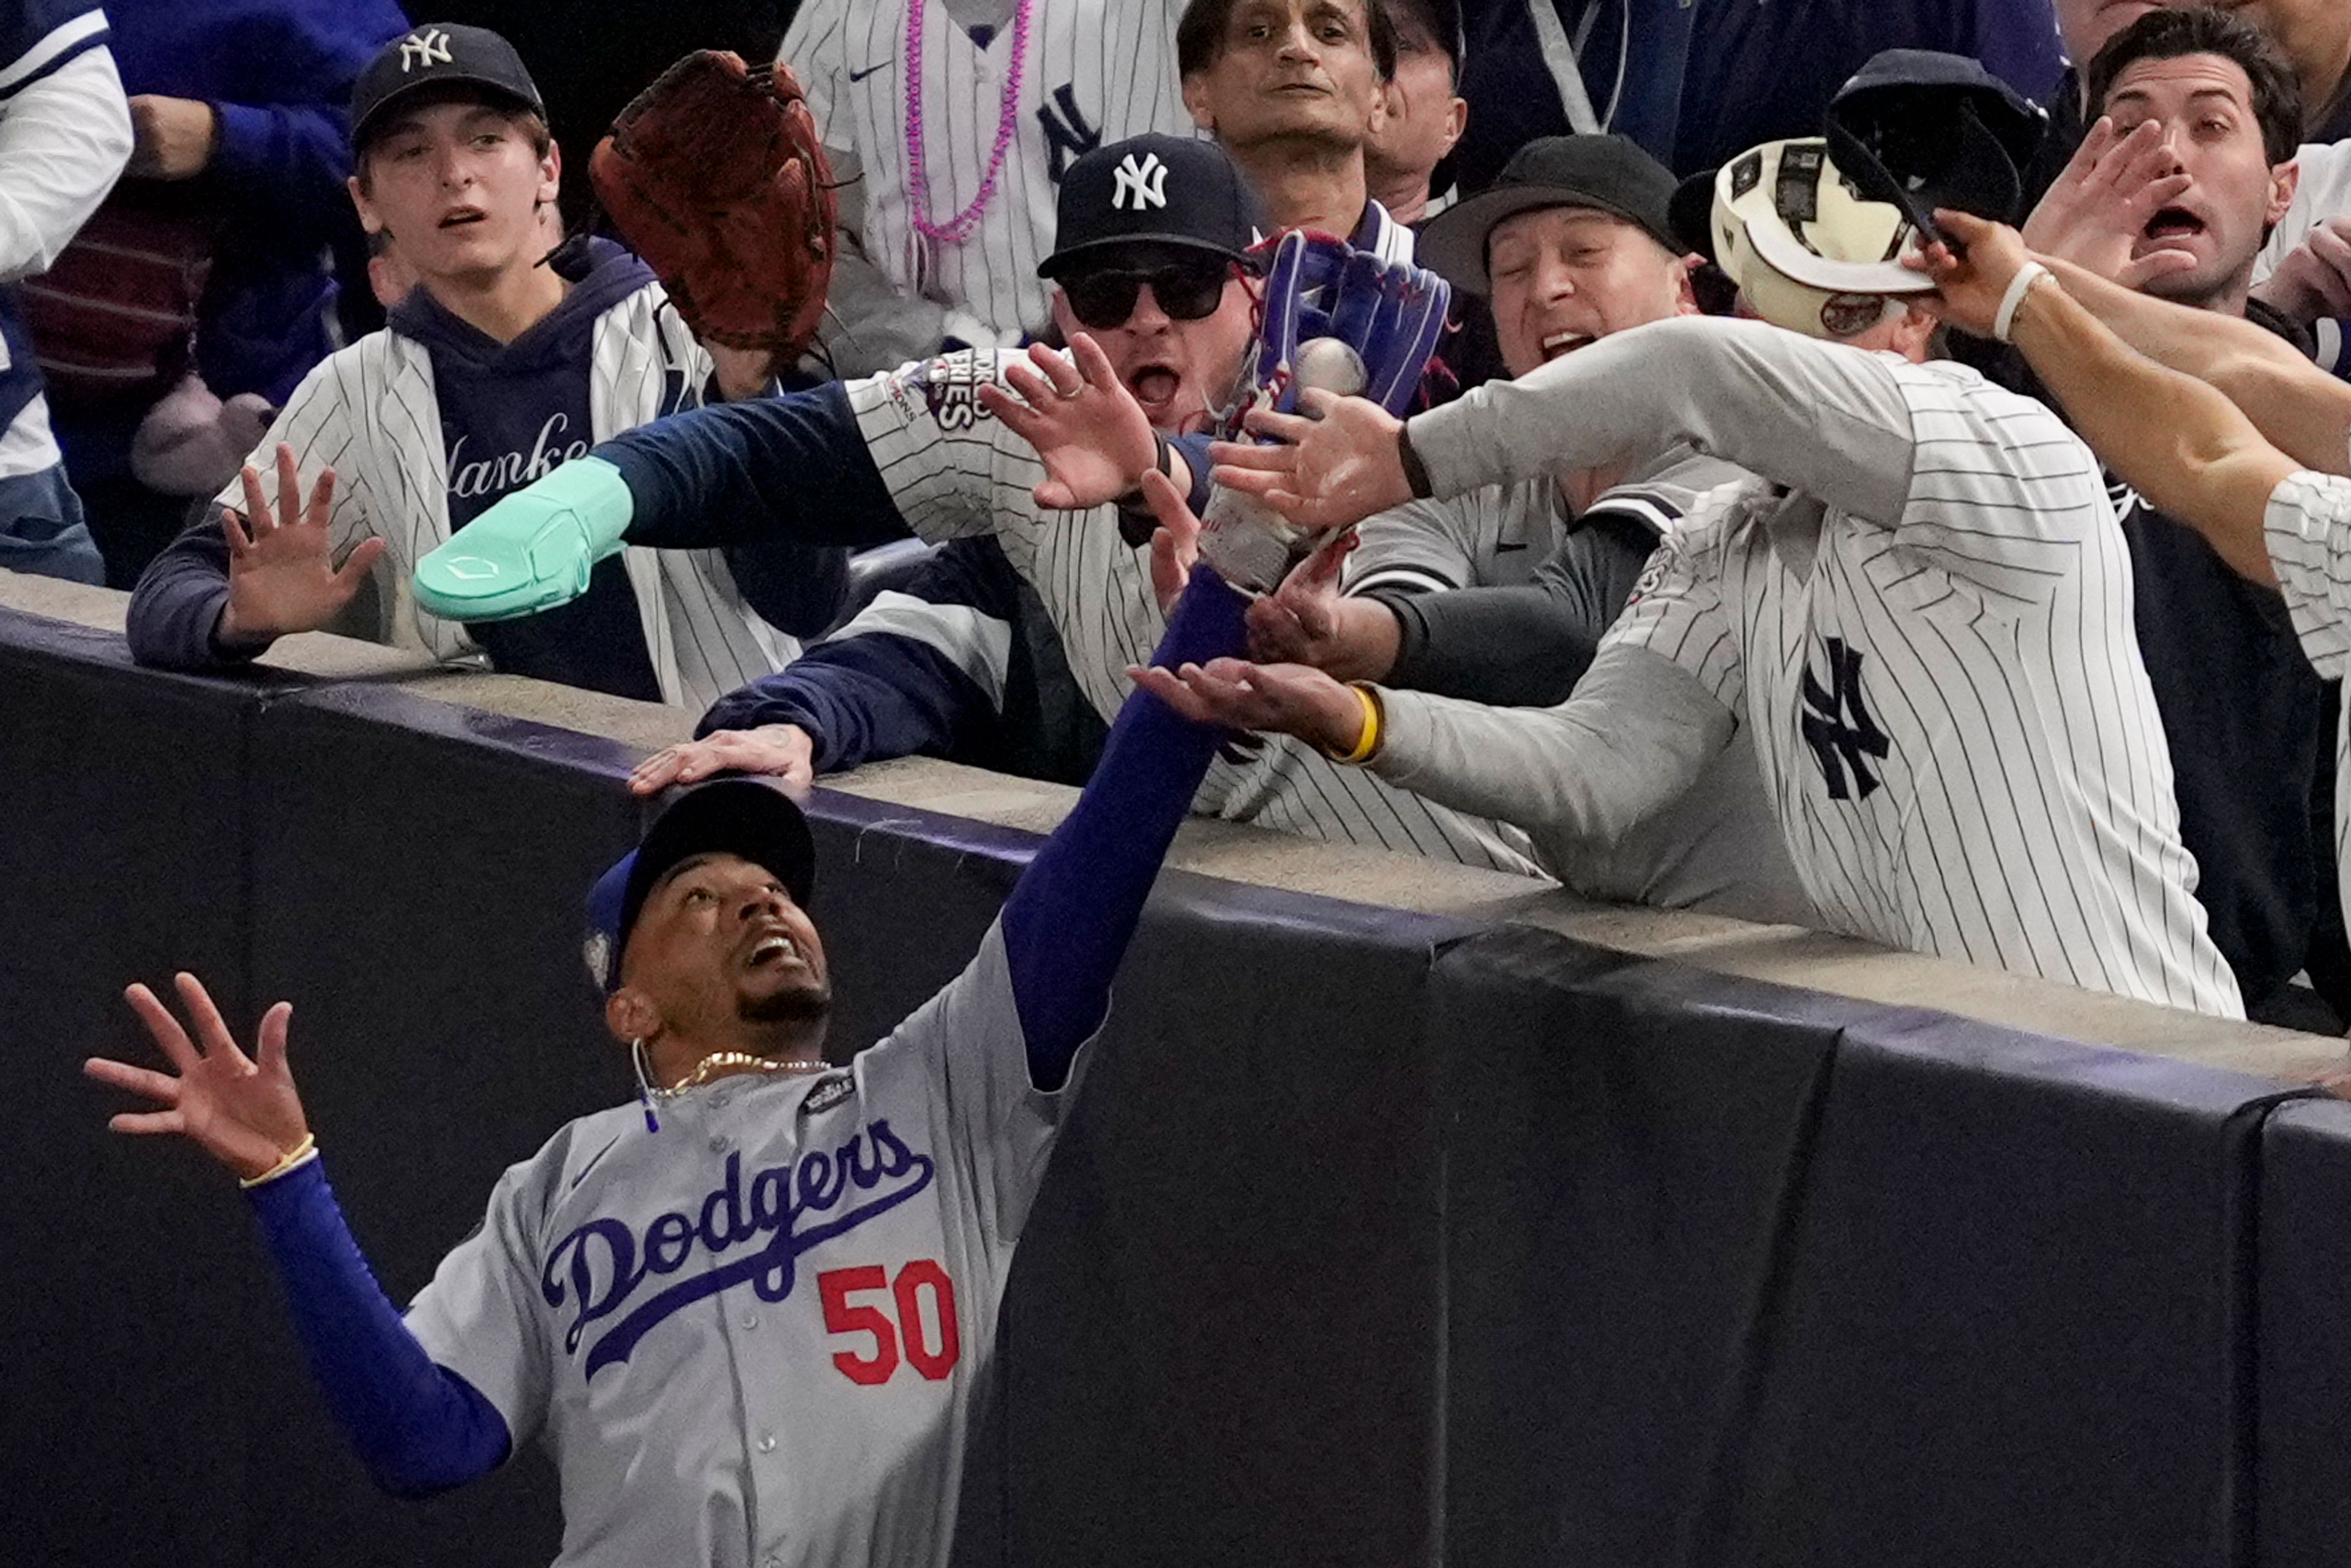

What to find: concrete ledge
left=12, top=567, right=2337, bottom=1078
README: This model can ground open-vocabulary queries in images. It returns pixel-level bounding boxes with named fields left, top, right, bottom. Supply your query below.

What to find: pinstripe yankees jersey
left=2260, top=470, right=2351, bottom=947
left=212, top=278, right=805, bottom=713
left=1395, top=316, right=2240, bottom=1015
left=784, top=0, right=1198, bottom=350
left=850, top=347, right=1544, bottom=874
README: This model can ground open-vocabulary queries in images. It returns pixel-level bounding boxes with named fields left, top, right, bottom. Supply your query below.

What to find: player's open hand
left=631, top=724, right=817, bottom=798
left=978, top=336, right=1158, bottom=510
left=1915, top=211, right=2038, bottom=339
left=217, top=444, right=384, bottom=645
left=1209, top=391, right=1411, bottom=534
left=1128, top=655, right=1365, bottom=754
left=86, top=973, right=310, bottom=1182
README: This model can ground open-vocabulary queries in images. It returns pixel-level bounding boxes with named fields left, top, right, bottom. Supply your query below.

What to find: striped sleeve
left=1595, top=505, right=1743, bottom=710
left=1348, top=495, right=1479, bottom=595
left=1882, top=362, right=2106, bottom=610
left=0, top=4, right=107, bottom=100
left=844, top=350, right=1060, bottom=545
left=2263, top=469, right=2351, bottom=681
left=210, top=352, right=380, bottom=558
left=779, top=0, right=849, bottom=145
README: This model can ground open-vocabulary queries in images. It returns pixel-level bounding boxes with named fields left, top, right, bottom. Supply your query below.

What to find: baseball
left=1292, top=336, right=1368, bottom=399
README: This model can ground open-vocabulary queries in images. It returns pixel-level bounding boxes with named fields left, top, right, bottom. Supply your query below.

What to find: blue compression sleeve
left=598, top=381, right=912, bottom=552
left=999, top=569, right=1248, bottom=1090
left=244, top=1158, right=511, bottom=1499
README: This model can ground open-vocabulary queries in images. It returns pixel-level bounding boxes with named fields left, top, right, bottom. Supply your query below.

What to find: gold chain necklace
left=656, top=1050, right=826, bottom=1099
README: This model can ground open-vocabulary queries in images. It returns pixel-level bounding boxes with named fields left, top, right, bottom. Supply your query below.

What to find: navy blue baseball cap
left=1040, top=133, right=1268, bottom=277
left=1826, top=49, right=2049, bottom=239
left=351, top=23, right=546, bottom=152
left=584, top=778, right=817, bottom=994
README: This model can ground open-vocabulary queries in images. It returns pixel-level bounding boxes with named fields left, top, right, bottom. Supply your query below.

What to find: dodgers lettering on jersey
left=405, top=925, right=1069, bottom=1568
left=846, top=348, right=1546, bottom=877
left=784, top=0, right=1198, bottom=340
left=1608, top=356, right=2240, bottom=1017
left=2261, top=471, right=2351, bottom=947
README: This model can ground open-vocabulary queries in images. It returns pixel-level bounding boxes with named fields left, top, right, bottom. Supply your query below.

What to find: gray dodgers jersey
left=405, top=925, right=1068, bottom=1568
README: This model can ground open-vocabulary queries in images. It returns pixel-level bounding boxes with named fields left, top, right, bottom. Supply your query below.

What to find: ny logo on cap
left=1111, top=152, right=1168, bottom=212
left=400, top=28, right=454, bottom=72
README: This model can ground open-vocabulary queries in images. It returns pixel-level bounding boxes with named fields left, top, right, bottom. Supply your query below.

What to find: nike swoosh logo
left=849, top=59, right=891, bottom=82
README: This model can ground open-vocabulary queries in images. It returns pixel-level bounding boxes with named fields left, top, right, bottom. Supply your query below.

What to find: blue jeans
left=0, top=460, right=104, bottom=585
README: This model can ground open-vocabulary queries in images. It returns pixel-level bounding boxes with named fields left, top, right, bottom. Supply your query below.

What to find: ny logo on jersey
left=1037, top=84, right=1101, bottom=183
left=1112, top=152, right=1169, bottom=211
left=1800, top=637, right=1891, bottom=801
left=399, top=28, right=453, bottom=72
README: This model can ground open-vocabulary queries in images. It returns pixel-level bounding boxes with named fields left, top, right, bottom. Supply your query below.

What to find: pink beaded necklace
left=904, top=0, right=1035, bottom=247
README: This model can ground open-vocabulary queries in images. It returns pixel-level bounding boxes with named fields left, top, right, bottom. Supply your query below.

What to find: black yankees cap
left=1039, top=133, right=1267, bottom=278
left=351, top=23, right=546, bottom=152
left=1419, top=134, right=1682, bottom=294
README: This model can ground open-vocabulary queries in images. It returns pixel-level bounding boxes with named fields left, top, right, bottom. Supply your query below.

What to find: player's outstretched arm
left=85, top=975, right=510, bottom=1498
left=997, top=473, right=1249, bottom=1090
left=1212, top=317, right=1918, bottom=533
left=1925, top=211, right=2298, bottom=587
left=411, top=384, right=917, bottom=623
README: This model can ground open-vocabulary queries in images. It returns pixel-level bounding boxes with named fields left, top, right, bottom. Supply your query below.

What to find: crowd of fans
left=15, top=0, right=2351, bottom=1030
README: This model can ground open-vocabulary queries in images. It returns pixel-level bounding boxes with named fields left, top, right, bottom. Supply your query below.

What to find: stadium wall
left=3, top=571, right=2343, bottom=1568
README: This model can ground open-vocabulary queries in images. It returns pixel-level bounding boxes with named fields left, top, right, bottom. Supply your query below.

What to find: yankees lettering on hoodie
left=391, top=236, right=662, bottom=702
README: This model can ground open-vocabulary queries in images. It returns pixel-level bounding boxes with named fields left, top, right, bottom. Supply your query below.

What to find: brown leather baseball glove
left=590, top=51, right=837, bottom=358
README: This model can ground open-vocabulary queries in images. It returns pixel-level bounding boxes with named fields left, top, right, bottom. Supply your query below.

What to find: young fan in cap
left=1140, top=116, right=2243, bottom=1017
left=85, top=472, right=1250, bottom=1564
left=418, top=132, right=1544, bottom=877
left=122, top=22, right=846, bottom=711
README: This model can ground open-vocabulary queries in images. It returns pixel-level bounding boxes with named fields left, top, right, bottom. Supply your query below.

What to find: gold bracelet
left=238, top=1133, right=319, bottom=1190
left=1324, top=683, right=1385, bottom=765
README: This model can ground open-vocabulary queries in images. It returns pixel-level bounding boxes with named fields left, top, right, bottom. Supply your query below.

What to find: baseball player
left=414, top=133, right=1546, bottom=877
left=82, top=503, right=1250, bottom=1567
left=1145, top=133, right=2243, bottom=1018
left=781, top=0, right=1197, bottom=373
left=121, top=24, right=844, bottom=712
left=0, top=0, right=129, bottom=586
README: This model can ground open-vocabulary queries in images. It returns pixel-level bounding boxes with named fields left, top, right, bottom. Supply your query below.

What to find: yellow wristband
left=1324, top=683, right=1385, bottom=765
left=238, top=1133, right=319, bottom=1190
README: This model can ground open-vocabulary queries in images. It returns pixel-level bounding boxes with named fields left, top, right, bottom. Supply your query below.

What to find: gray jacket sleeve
left=1368, top=641, right=1737, bottom=847
left=1407, top=316, right=1918, bottom=524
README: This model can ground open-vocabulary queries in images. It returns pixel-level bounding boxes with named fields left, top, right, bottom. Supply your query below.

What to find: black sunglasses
left=1061, top=259, right=1234, bottom=329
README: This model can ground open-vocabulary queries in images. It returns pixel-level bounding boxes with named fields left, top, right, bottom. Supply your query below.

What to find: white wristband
left=1993, top=261, right=2052, bottom=344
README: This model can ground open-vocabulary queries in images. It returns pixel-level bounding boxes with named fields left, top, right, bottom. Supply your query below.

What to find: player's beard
left=740, top=977, right=833, bottom=1027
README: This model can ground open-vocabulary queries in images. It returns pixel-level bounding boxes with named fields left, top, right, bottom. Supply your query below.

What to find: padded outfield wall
left=5, top=573, right=2346, bottom=1568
